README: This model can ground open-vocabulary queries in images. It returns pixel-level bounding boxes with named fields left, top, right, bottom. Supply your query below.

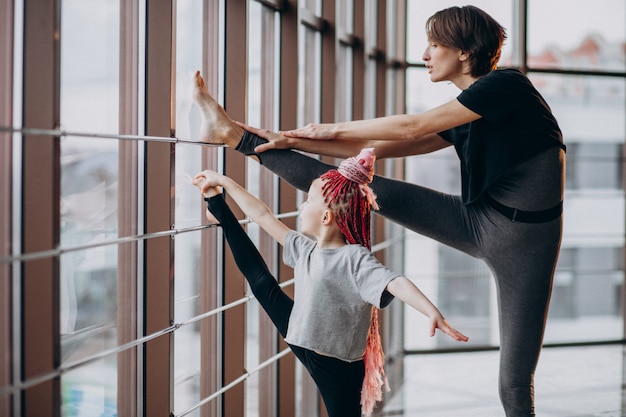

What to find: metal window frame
left=0, top=0, right=14, bottom=415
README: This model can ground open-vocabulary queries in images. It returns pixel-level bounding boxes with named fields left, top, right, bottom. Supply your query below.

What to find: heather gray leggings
left=236, top=131, right=565, bottom=417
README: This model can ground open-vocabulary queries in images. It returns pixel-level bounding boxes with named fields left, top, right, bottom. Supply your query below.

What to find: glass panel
left=406, top=0, right=513, bottom=67
left=60, top=1, right=120, bottom=134
left=534, top=72, right=625, bottom=343
left=59, top=1, right=121, bottom=413
left=336, top=0, right=354, bottom=123
left=301, top=0, right=321, bottom=14
left=405, top=68, right=461, bottom=195
left=173, top=322, right=202, bottom=413
left=174, top=0, right=204, bottom=412
left=247, top=2, right=263, bottom=415
left=299, top=27, right=321, bottom=125
left=336, top=45, right=353, bottom=122
left=337, top=0, right=353, bottom=33
left=528, top=0, right=626, bottom=71
left=549, top=247, right=623, bottom=342
left=60, top=138, right=119, bottom=248
left=62, top=357, right=117, bottom=417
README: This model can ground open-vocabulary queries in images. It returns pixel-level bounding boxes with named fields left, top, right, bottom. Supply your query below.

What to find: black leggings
left=205, top=195, right=364, bottom=417
left=235, top=131, right=564, bottom=417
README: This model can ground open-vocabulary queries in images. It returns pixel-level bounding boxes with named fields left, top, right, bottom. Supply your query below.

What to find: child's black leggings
left=235, top=131, right=565, bottom=417
left=204, top=195, right=364, bottom=417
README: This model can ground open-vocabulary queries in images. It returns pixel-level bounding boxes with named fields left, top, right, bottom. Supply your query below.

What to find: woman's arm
left=193, top=170, right=291, bottom=245
left=238, top=123, right=452, bottom=158
left=282, top=99, right=480, bottom=143
left=386, top=276, right=469, bottom=342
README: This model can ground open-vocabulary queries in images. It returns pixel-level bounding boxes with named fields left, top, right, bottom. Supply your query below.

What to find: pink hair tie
left=338, top=147, right=376, bottom=185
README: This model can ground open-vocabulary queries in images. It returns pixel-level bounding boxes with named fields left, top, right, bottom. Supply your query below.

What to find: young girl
left=193, top=148, right=468, bottom=417
left=192, top=6, right=564, bottom=416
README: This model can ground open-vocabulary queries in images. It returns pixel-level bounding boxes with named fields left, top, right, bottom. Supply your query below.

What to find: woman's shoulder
left=481, top=68, right=528, bottom=84
left=465, top=68, right=534, bottom=99
left=492, top=69, right=537, bottom=91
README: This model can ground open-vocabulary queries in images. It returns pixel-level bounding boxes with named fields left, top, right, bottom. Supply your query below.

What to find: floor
left=374, top=343, right=626, bottom=417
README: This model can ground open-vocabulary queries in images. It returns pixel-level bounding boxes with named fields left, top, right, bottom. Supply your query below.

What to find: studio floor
left=374, top=343, right=625, bottom=417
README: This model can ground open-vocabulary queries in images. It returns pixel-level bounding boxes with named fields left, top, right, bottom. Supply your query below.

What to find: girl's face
left=299, top=178, right=330, bottom=238
left=422, top=40, right=467, bottom=83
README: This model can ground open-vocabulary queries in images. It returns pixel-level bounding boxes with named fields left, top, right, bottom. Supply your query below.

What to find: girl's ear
left=321, top=209, right=334, bottom=225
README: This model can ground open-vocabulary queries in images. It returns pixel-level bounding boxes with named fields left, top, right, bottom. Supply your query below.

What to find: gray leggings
left=236, top=131, right=565, bottom=417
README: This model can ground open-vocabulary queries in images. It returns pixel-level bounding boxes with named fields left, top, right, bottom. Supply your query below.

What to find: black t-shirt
left=438, top=69, right=565, bottom=204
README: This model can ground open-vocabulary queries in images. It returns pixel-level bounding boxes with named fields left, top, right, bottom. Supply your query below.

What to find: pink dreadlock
left=320, top=147, right=389, bottom=417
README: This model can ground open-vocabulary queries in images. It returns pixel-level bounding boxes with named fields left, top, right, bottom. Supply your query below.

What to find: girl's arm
left=193, top=170, right=291, bottom=245
left=386, top=276, right=469, bottom=342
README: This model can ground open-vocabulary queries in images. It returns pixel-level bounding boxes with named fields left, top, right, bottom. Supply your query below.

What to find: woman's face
left=422, top=40, right=466, bottom=83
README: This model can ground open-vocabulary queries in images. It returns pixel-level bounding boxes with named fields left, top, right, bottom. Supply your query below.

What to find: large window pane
left=528, top=0, right=626, bottom=71
left=59, top=1, right=121, bottom=415
left=336, top=0, right=354, bottom=122
left=536, top=72, right=625, bottom=342
left=60, top=1, right=120, bottom=134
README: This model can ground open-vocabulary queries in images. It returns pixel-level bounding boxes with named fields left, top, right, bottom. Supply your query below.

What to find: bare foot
left=193, top=71, right=244, bottom=146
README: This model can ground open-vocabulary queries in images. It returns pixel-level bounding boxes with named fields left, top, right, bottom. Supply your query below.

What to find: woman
left=193, top=6, right=565, bottom=416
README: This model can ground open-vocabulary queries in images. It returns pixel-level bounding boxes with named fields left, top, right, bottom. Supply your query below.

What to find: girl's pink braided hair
left=320, top=147, right=389, bottom=416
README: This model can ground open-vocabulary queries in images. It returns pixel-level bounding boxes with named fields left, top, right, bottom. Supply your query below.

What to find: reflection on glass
left=528, top=0, right=626, bottom=71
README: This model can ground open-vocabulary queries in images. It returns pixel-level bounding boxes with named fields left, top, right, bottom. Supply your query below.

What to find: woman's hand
left=430, top=316, right=469, bottom=342
left=234, top=121, right=295, bottom=153
left=279, top=123, right=336, bottom=140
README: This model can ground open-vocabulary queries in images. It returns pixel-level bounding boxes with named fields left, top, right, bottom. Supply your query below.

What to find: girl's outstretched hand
left=430, top=316, right=469, bottom=342
left=192, top=170, right=224, bottom=197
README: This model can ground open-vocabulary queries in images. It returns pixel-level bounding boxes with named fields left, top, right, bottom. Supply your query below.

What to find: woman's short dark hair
left=426, top=5, right=507, bottom=77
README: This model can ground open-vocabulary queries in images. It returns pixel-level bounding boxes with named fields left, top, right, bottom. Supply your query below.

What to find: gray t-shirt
left=283, top=230, right=399, bottom=362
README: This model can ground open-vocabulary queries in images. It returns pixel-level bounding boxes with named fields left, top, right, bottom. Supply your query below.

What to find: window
left=404, top=0, right=626, bottom=348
